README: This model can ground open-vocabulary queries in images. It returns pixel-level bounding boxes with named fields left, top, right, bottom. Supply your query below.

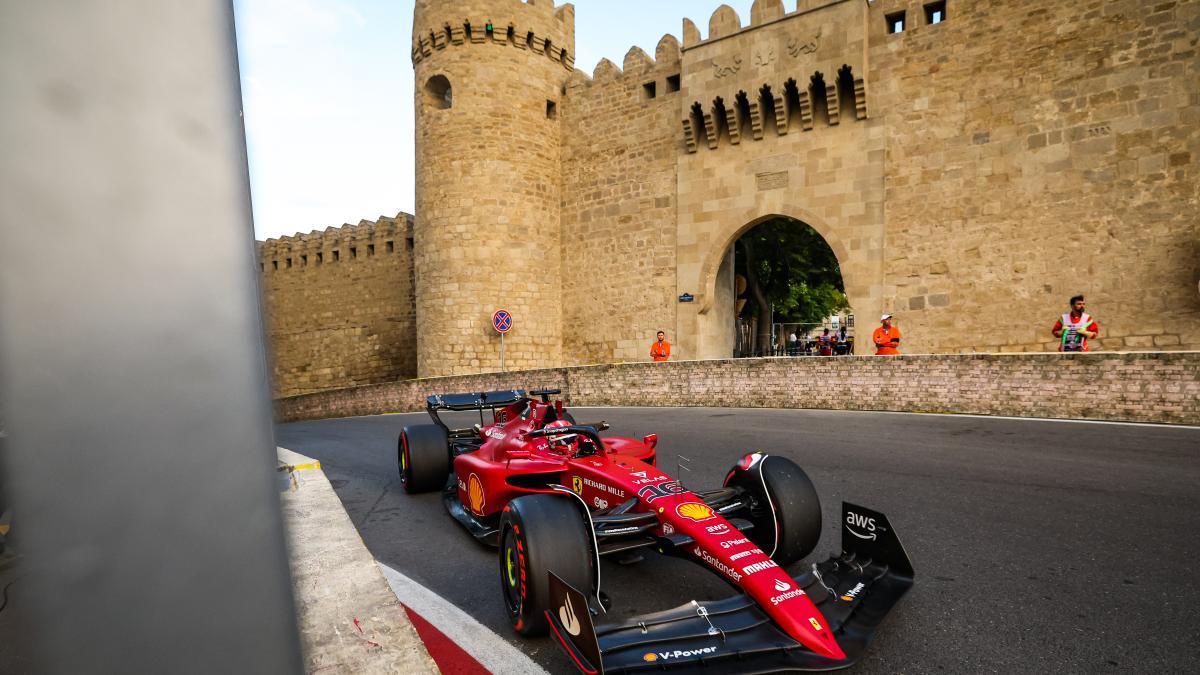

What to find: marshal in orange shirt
left=872, top=325, right=902, bottom=355
left=650, top=339, right=671, bottom=362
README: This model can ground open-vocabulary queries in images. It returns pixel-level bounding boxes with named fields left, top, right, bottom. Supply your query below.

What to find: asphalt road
left=276, top=408, right=1200, bottom=674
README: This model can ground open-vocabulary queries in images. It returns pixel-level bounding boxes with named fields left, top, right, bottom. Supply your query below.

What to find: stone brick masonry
left=257, top=216, right=416, bottom=398
left=274, top=351, right=1200, bottom=426
left=258, top=0, right=1199, bottom=395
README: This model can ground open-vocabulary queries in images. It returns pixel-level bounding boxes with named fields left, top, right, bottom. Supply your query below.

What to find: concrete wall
left=257, top=215, right=417, bottom=398
left=274, top=351, right=1200, bottom=426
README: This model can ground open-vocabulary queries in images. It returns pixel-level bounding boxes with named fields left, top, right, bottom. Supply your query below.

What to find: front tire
left=399, top=425, right=449, bottom=494
left=725, top=454, right=821, bottom=566
left=498, top=495, right=594, bottom=636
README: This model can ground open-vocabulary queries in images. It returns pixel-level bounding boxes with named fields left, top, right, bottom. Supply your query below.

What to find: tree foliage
left=736, top=217, right=848, bottom=325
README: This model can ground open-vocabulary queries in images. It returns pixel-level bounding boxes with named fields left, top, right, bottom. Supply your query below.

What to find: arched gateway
left=678, top=202, right=881, bottom=361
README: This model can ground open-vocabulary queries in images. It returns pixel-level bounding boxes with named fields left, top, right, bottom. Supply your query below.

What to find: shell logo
left=676, top=502, right=715, bottom=522
left=642, top=653, right=658, bottom=662
left=466, top=473, right=486, bottom=515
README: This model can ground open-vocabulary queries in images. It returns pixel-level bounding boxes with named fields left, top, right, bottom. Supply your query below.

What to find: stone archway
left=676, top=203, right=883, bottom=360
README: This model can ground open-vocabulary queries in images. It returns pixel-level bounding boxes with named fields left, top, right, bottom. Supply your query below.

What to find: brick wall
left=411, top=0, right=575, bottom=378
left=274, top=351, right=1200, bottom=426
left=870, top=0, right=1200, bottom=353
left=559, top=39, right=681, bottom=365
left=257, top=215, right=417, bottom=398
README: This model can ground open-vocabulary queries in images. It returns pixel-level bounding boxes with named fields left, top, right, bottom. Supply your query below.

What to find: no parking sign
left=492, top=309, right=512, bottom=371
left=492, top=309, right=513, bottom=334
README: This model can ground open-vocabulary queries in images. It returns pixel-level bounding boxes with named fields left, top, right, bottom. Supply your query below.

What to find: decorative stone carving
left=713, top=55, right=742, bottom=78
left=752, top=46, right=775, bottom=67
left=787, top=29, right=821, bottom=57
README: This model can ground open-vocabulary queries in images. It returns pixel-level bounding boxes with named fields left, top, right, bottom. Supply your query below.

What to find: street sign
left=492, top=309, right=513, bottom=333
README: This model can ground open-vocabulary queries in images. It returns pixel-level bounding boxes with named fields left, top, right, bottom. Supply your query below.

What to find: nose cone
left=774, top=603, right=846, bottom=661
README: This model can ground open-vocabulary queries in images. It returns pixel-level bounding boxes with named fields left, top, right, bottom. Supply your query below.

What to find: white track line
left=567, top=406, right=1200, bottom=430
left=377, top=561, right=549, bottom=675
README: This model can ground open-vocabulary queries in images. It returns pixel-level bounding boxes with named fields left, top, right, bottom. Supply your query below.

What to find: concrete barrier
left=277, top=447, right=437, bottom=674
left=275, top=352, right=1200, bottom=426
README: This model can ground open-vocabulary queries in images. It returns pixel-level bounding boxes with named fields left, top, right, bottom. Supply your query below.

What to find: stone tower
left=412, top=0, right=576, bottom=377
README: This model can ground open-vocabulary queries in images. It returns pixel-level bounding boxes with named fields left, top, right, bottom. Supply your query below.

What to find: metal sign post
left=492, top=309, right=513, bottom=371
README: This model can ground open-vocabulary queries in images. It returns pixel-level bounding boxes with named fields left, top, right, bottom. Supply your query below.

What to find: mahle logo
left=741, top=559, right=778, bottom=575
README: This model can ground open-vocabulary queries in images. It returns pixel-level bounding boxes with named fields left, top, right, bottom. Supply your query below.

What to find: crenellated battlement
left=257, top=213, right=414, bottom=273
left=680, top=0, right=854, bottom=48
left=564, top=33, right=681, bottom=90
left=412, top=0, right=575, bottom=71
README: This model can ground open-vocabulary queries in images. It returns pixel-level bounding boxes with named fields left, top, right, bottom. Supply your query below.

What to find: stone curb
left=277, top=447, right=438, bottom=674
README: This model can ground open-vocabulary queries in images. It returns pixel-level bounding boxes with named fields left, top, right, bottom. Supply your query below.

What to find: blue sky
left=234, top=0, right=760, bottom=240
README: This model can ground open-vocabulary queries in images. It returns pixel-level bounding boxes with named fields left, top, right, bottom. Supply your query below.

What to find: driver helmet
left=543, top=419, right=579, bottom=454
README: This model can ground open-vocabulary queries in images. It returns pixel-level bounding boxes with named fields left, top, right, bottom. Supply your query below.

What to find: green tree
left=736, top=218, right=847, bottom=353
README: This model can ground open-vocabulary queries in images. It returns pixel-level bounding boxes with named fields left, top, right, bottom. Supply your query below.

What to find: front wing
left=547, top=503, right=913, bottom=673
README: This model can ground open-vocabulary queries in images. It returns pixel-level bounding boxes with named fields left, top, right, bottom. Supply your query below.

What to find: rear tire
left=498, top=495, right=594, bottom=636
left=399, top=425, right=450, bottom=494
left=725, top=455, right=821, bottom=566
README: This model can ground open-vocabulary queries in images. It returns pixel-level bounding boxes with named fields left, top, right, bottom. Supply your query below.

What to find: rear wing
left=426, top=389, right=527, bottom=436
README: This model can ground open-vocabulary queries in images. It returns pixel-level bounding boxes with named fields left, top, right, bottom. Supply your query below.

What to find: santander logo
left=774, top=579, right=791, bottom=592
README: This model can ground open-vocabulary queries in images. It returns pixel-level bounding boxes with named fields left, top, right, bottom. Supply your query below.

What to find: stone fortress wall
left=412, top=0, right=576, bottom=378
left=257, top=215, right=416, bottom=397
left=258, top=0, right=1199, bottom=397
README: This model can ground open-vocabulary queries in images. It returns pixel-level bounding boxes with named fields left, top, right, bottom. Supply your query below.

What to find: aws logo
left=845, top=511, right=877, bottom=540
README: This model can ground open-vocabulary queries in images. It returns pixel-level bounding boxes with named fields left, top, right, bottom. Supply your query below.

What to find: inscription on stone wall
left=755, top=171, right=789, bottom=191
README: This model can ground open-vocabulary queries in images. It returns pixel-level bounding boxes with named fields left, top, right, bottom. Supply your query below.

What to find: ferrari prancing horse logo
left=571, top=475, right=583, bottom=494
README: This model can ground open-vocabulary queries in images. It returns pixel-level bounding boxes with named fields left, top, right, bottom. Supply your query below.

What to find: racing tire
left=398, top=424, right=450, bottom=494
left=725, top=455, right=821, bottom=566
left=498, top=494, right=594, bottom=636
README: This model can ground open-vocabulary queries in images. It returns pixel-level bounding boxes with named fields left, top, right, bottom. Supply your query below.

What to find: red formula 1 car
left=399, top=389, right=913, bottom=673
